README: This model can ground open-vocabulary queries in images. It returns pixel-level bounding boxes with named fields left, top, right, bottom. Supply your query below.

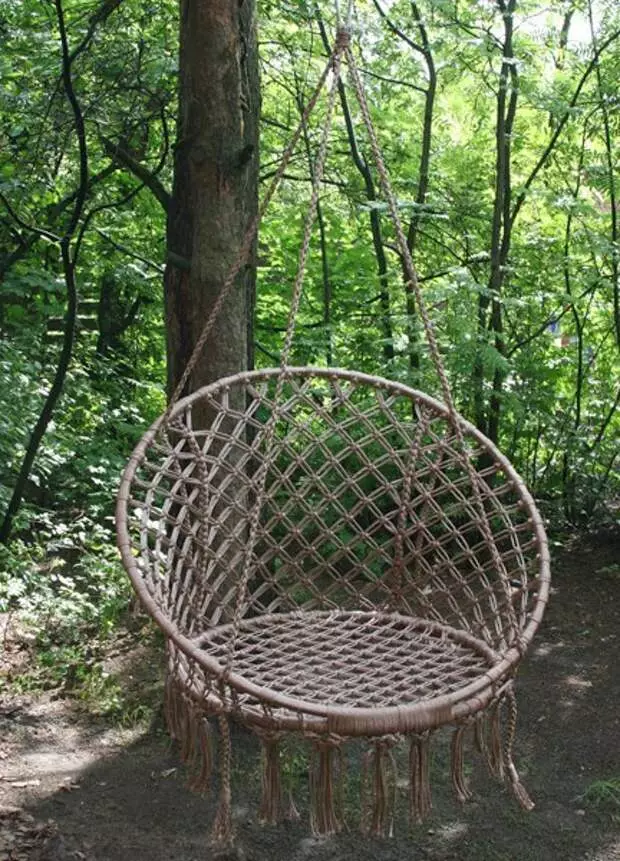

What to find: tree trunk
left=164, top=0, right=259, bottom=408
left=474, top=0, right=517, bottom=444
left=162, top=0, right=259, bottom=627
left=0, top=0, right=87, bottom=544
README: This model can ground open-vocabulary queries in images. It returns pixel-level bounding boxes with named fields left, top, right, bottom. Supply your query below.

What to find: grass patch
left=582, top=777, right=620, bottom=821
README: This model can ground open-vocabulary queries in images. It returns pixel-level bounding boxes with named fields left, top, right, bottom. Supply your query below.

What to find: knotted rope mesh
left=120, top=367, right=548, bottom=732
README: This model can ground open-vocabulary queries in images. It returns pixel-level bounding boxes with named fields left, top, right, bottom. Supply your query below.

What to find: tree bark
left=164, top=0, right=259, bottom=409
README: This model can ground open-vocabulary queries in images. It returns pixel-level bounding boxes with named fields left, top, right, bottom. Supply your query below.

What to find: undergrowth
left=582, top=777, right=620, bottom=822
left=0, top=526, right=163, bottom=727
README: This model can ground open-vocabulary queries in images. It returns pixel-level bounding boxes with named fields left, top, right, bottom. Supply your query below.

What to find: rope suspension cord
left=160, top=23, right=520, bottom=663
left=223, top=35, right=348, bottom=676
left=340, top=41, right=522, bottom=650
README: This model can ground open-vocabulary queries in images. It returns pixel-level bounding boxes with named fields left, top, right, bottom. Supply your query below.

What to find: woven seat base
left=191, top=610, right=500, bottom=735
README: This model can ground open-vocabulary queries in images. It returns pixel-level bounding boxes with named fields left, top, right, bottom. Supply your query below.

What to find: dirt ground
left=1, top=530, right=619, bottom=861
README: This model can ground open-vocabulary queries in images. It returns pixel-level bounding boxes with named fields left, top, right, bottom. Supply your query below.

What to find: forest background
left=0, top=0, right=618, bottom=705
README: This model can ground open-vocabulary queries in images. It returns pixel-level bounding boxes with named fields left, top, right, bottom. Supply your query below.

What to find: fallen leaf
left=160, top=768, right=177, bottom=778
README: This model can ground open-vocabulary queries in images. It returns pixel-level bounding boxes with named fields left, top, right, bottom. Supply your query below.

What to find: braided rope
left=223, top=38, right=348, bottom=670
left=343, top=45, right=520, bottom=647
left=160, top=46, right=341, bottom=426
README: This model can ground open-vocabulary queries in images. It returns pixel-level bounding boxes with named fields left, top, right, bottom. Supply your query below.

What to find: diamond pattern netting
left=118, top=367, right=549, bottom=728
left=195, top=611, right=496, bottom=709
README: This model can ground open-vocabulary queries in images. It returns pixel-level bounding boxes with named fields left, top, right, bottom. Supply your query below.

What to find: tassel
left=507, top=762, right=535, bottom=811
left=189, top=714, right=213, bottom=793
left=336, top=746, right=348, bottom=831
left=503, top=687, right=535, bottom=811
left=368, top=741, right=398, bottom=838
left=179, top=699, right=196, bottom=765
left=451, top=726, right=472, bottom=804
left=258, top=733, right=282, bottom=825
left=488, top=703, right=505, bottom=780
left=163, top=674, right=176, bottom=737
left=164, top=675, right=184, bottom=741
left=360, top=749, right=372, bottom=836
left=409, top=733, right=432, bottom=824
left=164, top=678, right=212, bottom=794
left=211, top=715, right=234, bottom=848
left=309, top=742, right=341, bottom=836
left=283, top=741, right=301, bottom=821
left=285, top=787, right=301, bottom=822
left=474, top=714, right=488, bottom=761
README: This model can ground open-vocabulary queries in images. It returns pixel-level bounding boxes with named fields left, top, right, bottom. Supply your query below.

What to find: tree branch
left=511, top=27, right=620, bottom=226
left=588, top=1, right=619, bottom=350
left=101, top=136, right=171, bottom=212
left=316, top=13, right=394, bottom=363
left=0, top=192, right=60, bottom=243
left=95, top=228, right=164, bottom=273
left=587, top=387, right=620, bottom=453
left=0, top=0, right=89, bottom=544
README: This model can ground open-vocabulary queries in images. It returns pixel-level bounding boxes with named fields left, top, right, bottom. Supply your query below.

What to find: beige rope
left=343, top=45, right=520, bottom=648
left=223, top=37, right=349, bottom=671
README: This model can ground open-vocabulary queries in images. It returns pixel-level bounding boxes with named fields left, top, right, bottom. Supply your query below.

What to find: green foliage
left=582, top=777, right=620, bottom=821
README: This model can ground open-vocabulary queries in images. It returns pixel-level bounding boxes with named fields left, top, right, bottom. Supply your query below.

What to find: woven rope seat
left=116, top=28, right=550, bottom=843
left=192, top=610, right=498, bottom=734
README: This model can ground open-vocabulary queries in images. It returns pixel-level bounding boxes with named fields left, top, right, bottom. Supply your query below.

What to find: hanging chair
left=116, top=25, right=550, bottom=845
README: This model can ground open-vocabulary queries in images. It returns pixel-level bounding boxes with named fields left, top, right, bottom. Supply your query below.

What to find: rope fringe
left=211, top=715, right=234, bottom=848
left=361, top=740, right=397, bottom=838
left=409, top=733, right=432, bottom=824
left=189, top=714, right=213, bottom=793
left=473, top=713, right=487, bottom=760
left=258, top=733, right=283, bottom=825
left=507, top=762, right=535, bottom=811
left=451, top=725, right=472, bottom=804
left=503, top=687, right=535, bottom=811
left=310, top=742, right=342, bottom=836
left=488, top=702, right=505, bottom=779
left=164, top=690, right=538, bottom=839
left=163, top=672, right=181, bottom=740
left=285, top=787, right=301, bottom=822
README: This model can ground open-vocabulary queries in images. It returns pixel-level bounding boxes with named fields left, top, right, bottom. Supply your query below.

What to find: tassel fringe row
left=162, top=681, right=536, bottom=842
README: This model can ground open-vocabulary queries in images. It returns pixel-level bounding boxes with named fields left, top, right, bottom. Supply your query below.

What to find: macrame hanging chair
left=117, top=22, right=550, bottom=846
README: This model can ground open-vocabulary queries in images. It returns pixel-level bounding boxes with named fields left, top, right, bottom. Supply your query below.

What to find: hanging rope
left=341, top=42, right=520, bottom=648
left=223, top=34, right=348, bottom=677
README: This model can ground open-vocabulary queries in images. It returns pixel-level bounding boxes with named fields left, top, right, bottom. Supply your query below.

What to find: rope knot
left=335, top=27, right=351, bottom=50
